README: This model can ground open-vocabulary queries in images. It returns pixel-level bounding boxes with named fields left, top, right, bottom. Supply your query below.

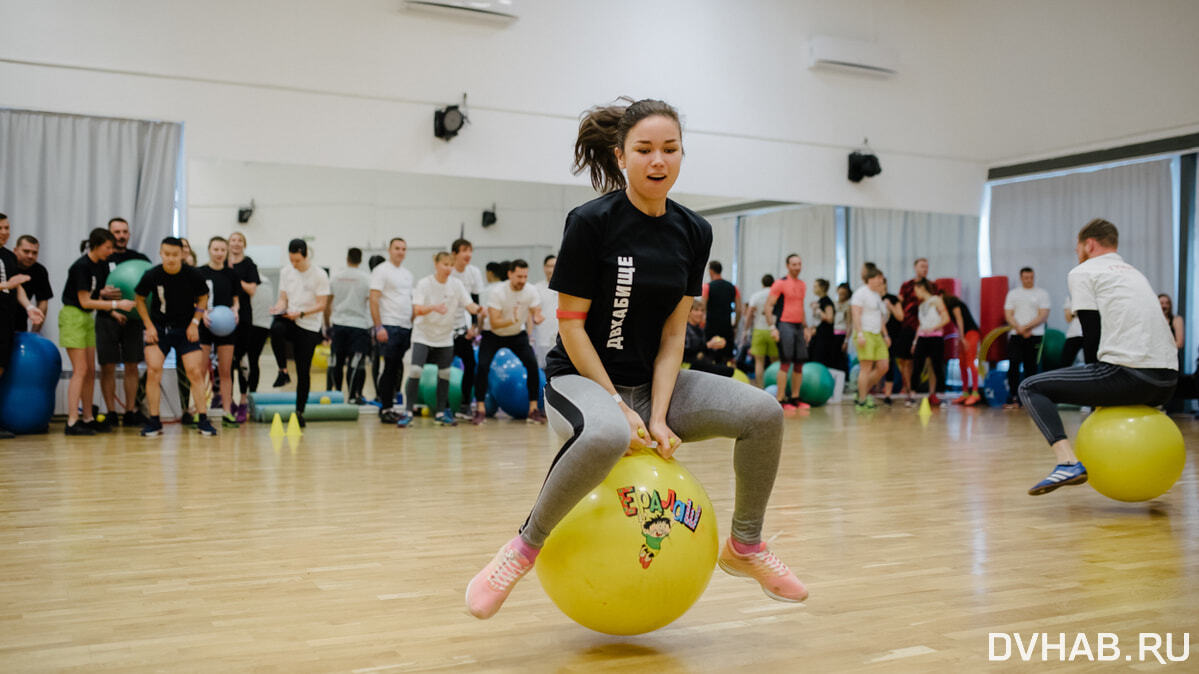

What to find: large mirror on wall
left=187, top=159, right=981, bottom=311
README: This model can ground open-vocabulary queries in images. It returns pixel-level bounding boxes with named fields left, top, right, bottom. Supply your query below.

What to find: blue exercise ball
left=208, top=306, right=237, bottom=336
left=488, top=348, right=545, bottom=419
left=0, top=332, right=63, bottom=433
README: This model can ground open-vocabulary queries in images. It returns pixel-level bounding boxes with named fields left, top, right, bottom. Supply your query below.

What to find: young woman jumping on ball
left=466, top=98, right=807, bottom=620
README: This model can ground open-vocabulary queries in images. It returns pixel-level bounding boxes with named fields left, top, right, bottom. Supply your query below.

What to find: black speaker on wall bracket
left=482, top=203, right=497, bottom=228
left=848, top=138, right=882, bottom=183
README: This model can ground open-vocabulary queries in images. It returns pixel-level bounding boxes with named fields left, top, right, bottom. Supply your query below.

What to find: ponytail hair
left=572, top=97, right=681, bottom=193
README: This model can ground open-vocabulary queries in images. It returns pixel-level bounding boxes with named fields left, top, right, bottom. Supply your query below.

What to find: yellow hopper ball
left=537, top=448, right=718, bottom=635
left=1075, top=405, right=1185, bottom=502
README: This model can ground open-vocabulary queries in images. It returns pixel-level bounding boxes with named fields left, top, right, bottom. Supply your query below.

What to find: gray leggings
left=404, top=343, right=454, bottom=412
left=520, top=369, right=784, bottom=547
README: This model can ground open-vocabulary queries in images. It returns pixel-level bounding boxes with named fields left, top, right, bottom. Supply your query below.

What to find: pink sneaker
left=795, top=401, right=811, bottom=410
left=465, top=538, right=535, bottom=619
left=717, top=538, right=808, bottom=603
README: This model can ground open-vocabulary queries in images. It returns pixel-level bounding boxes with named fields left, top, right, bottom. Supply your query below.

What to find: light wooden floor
left=1, top=402, right=1197, bottom=672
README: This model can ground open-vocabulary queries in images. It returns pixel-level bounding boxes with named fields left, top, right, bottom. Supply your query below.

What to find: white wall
left=2, top=0, right=1197, bottom=217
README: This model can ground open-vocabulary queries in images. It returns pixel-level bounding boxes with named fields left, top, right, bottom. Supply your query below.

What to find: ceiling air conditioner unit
left=806, top=35, right=898, bottom=77
left=405, top=0, right=519, bottom=22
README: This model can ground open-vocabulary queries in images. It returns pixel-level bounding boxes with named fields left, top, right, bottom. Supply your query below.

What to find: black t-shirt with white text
left=199, top=264, right=240, bottom=308
left=134, top=265, right=208, bottom=329
left=62, top=254, right=107, bottom=311
left=545, top=190, right=712, bottom=387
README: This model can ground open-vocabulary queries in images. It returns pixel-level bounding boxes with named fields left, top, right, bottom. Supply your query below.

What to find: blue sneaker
left=435, top=409, right=457, bottom=426
left=395, top=411, right=413, bottom=428
left=139, top=419, right=163, bottom=437
left=1029, top=462, right=1087, bottom=495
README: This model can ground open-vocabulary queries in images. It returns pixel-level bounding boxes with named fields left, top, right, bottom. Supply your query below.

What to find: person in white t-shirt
left=849, top=268, right=891, bottom=409
left=532, top=254, right=559, bottom=369
left=396, top=251, right=481, bottom=428
left=1002, top=267, right=1051, bottom=407
left=450, top=238, right=485, bottom=415
left=473, top=259, right=544, bottom=425
left=324, top=247, right=372, bottom=404
left=743, top=274, right=777, bottom=388
left=268, top=239, right=331, bottom=426
left=369, top=237, right=415, bottom=423
left=1020, top=219, right=1179, bottom=496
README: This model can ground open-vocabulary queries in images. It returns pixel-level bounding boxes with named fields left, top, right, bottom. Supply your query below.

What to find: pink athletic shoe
left=465, top=538, right=535, bottom=619
left=717, top=538, right=808, bottom=603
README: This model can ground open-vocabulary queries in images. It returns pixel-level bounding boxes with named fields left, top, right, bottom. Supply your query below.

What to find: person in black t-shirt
left=684, top=298, right=734, bottom=376
left=13, top=234, right=53, bottom=333
left=807, top=278, right=836, bottom=370
left=227, top=231, right=262, bottom=422
left=0, top=216, right=47, bottom=439
left=134, top=237, right=214, bottom=437
left=466, top=99, right=806, bottom=621
left=60, top=228, right=128, bottom=436
left=943, top=292, right=982, bottom=405
left=880, top=278, right=906, bottom=405
left=94, top=217, right=153, bottom=429
left=199, top=236, right=242, bottom=428
left=701, top=260, right=739, bottom=361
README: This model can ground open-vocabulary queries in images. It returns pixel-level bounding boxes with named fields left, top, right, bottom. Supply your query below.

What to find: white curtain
left=706, top=214, right=738, bottom=292
left=738, top=205, right=837, bottom=295
left=0, top=109, right=182, bottom=342
left=848, top=208, right=981, bottom=310
left=989, top=158, right=1175, bottom=333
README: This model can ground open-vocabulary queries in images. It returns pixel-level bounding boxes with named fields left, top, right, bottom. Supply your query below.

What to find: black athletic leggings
left=236, top=325, right=270, bottom=396
left=1018, top=362, right=1177, bottom=445
left=453, top=331, right=477, bottom=407
left=270, top=318, right=323, bottom=414
left=475, top=331, right=539, bottom=403
left=1006, top=334, right=1041, bottom=401
left=912, top=336, right=945, bottom=391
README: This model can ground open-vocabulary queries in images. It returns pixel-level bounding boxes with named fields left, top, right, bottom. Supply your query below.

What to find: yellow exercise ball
left=1075, top=405, right=1186, bottom=502
left=537, top=448, right=719, bottom=635
left=319, top=396, right=331, bottom=405
left=732, top=368, right=750, bottom=384
left=310, top=344, right=330, bottom=371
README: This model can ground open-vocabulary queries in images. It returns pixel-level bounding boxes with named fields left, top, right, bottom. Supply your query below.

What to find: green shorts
left=59, top=305, right=96, bottom=349
left=857, top=331, right=888, bottom=361
left=750, top=328, right=779, bottom=358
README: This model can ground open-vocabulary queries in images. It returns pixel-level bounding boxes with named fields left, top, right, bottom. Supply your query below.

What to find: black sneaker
left=181, top=413, right=196, bottom=426
left=65, top=421, right=96, bottom=436
left=379, top=408, right=400, bottom=424
left=196, top=417, right=218, bottom=436
left=122, top=411, right=138, bottom=427
left=221, top=414, right=240, bottom=429
left=87, top=418, right=113, bottom=433
left=0, top=427, right=14, bottom=439
left=273, top=372, right=291, bottom=388
left=140, top=419, right=164, bottom=437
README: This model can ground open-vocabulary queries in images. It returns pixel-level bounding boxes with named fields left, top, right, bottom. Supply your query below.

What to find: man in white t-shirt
left=1002, top=267, right=1051, bottom=407
left=450, top=238, right=485, bottom=416
left=531, top=254, right=559, bottom=369
left=473, top=259, right=544, bottom=425
left=1020, top=219, right=1178, bottom=495
left=369, top=237, right=414, bottom=423
left=742, top=274, right=777, bottom=388
left=268, top=239, right=331, bottom=426
left=396, top=251, right=481, bottom=428
left=324, top=247, right=372, bottom=404
left=849, top=268, right=891, bottom=409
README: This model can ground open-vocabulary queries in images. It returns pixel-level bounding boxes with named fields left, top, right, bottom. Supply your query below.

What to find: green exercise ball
left=108, top=259, right=152, bottom=314
left=798, top=362, right=835, bottom=406
left=1039, top=328, right=1067, bottom=370
left=763, top=361, right=792, bottom=390
left=418, top=363, right=463, bottom=411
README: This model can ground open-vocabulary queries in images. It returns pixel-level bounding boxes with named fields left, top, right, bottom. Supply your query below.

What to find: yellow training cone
left=286, top=412, right=302, bottom=437
left=918, top=396, right=932, bottom=417
left=269, top=413, right=284, bottom=437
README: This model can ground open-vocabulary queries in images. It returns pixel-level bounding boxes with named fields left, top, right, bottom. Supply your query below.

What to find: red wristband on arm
left=556, top=310, right=587, bottom=320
